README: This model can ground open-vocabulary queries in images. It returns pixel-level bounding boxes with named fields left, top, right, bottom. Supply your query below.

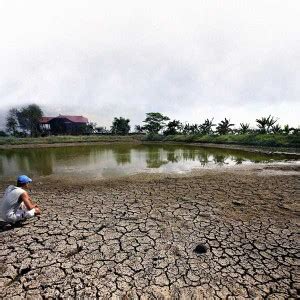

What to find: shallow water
left=0, top=143, right=298, bottom=179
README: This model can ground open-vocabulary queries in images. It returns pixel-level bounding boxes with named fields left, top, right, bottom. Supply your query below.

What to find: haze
left=0, top=0, right=299, bottom=130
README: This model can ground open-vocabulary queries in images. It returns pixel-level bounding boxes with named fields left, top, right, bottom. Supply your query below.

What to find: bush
left=142, top=133, right=165, bottom=141
left=143, top=133, right=300, bottom=148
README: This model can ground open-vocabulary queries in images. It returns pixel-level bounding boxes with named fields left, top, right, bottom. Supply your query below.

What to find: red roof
left=40, top=115, right=88, bottom=124
left=58, top=115, right=88, bottom=123
left=40, top=117, right=54, bottom=124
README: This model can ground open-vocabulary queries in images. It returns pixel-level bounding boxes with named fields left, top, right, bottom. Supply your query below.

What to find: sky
left=0, top=0, right=299, bottom=130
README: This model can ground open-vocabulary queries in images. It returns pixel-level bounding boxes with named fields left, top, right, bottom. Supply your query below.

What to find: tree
left=266, top=116, right=278, bottom=133
left=216, top=118, right=235, bottom=135
left=200, top=118, right=215, bottom=134
left=163, top=120, right=182, bottom=135
left=256, top=115, right=278, bottom=133
left=181, top=123, right=200, bottom=135
left=85, top=122, right=97, bottom=134
left=256, top=117, right=268, bottom=133
left=96, top=126, right=110, bottom=134
left=283, top=124, right=293, bottom=135
left=111, top=117, right=130, bottom=135
left=17, top=104, right=43, bottom=137
left=271, top=124, right=282, bottom=134
left=142, top=112, right=170, bottom=134
left=239, top=123, right=250, bottom=134
left=134, top=125, right=145, bottom=134
left=5, top=108, right=19, bottom=135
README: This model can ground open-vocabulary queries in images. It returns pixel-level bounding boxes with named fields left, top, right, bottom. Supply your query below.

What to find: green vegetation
left=6, top=104, right=43, bottom=137
left=142, top=112, right=170, bottom=134
left=0, top=133, right=299, bottom=149
left=140, top=113, right=299, bottom=148
left=256, top=115, right=278, bottom=133
left=0, top=135, right=143, bottom=146
left=216, top=118, right=234, bottom=135
left=111, top=117, right=131, bottom=135
left=163, top=120, right=181, bottom=135
left=143, top=133, right=300, bottom=148
left=2, top=109, right=299, bottom=149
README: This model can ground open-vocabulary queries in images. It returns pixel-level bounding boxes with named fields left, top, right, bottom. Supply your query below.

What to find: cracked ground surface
left=0, top=167, right=299, bottom=299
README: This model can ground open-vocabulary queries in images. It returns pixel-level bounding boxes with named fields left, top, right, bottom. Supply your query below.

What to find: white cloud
left=0, top=0, right=299, bottom=130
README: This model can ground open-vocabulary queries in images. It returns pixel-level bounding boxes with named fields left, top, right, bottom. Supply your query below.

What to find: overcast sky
left=0, top=0, right=299, bottom=130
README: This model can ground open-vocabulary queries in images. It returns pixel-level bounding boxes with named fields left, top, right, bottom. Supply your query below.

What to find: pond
left=0, top=143, right=298, bottom=179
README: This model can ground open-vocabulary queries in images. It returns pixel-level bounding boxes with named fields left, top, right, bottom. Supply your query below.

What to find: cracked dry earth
left=0, top=169, right=299, bottom=299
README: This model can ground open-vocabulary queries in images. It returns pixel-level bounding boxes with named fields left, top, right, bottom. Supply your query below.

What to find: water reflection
left=0, top=149, right=54, bottom=176
left=112, top=146, right=131, bottom=165
left=0, top=143, right=294, bottom=178
left=213, top=154, right=226, bottom=165
left=233, top=157, right=246, bottom=165
left=146, top=146, right=168, bottom=168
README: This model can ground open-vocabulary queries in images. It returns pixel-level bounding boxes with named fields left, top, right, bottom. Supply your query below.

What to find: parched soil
left=0, top=167, right=299, bottom=299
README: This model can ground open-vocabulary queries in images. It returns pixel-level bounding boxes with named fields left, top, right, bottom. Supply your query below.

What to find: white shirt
left=0, top=185, right=25, bottom=221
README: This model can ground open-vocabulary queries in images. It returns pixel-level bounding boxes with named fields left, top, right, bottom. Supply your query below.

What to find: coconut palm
left=189, top=124, right=201, bottom=135
left=200, top=118, right=215, bottom=134
left=256, top=117, right=268, bottom=133
left=266, top=116, right=278, bottom=133
left=216, top=118, right=235, bottom=135
left=181, top=123, right=200, bottom=135
left=256, top=115, right=278, bottom=133
left=271, top=124, right=282, bottom=134
left=239, top=123, right=250, bottom=134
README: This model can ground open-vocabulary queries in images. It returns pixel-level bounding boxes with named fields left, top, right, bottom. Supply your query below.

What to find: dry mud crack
left=0, top=169, right=299, bottom=299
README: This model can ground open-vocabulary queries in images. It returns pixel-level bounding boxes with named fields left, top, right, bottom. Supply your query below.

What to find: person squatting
left=0, top=175, right=41, bottom=224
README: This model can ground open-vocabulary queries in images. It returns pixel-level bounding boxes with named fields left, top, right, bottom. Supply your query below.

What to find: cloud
left=0, top=0, right=299, bottom=130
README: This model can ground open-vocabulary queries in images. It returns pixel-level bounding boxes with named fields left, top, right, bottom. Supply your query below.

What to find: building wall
left=48, top=118, right=87, bottom=135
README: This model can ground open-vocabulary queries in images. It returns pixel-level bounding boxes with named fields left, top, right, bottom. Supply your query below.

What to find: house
left=40, top=115, right=89, bottom=135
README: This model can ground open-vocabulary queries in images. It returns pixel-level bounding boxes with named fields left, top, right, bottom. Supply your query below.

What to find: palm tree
left=181, top=123, right=200, bottom=135
left=266, top=115, right=278, bottom=133
left=216, top=118, right=235, bottom=135
left=200, top=118, right=216, bottom=134
left=239, top=123, right=250, bottom=134
left=256, top=117, right=268, bottom=133
left=271, top=124, right=282, bottom=134
left=256, top=115, right=278, bottom=133
left=283, top=124, right=293, bottom=135
left=189, top=124, right=200, bottom=135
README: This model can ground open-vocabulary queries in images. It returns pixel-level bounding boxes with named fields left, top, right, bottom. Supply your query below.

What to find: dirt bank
left=0, top=140, right=142, bottom=150
left=0, top=165, right=299, bottom=298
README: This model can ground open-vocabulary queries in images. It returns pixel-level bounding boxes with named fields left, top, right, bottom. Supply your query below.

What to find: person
left=0, top=175, right=41, bottom=224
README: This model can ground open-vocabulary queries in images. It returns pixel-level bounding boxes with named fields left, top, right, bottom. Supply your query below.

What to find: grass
left=143, top=133, right=300, bottom=148
left=0, top=135, right=143, bottom=146
left=1, top=133, right=299, bottom=149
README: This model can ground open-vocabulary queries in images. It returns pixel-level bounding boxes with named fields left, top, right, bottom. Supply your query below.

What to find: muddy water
left=0, top=143, right=298, bottom=179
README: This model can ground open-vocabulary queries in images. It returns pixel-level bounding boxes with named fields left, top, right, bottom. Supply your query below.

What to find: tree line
left=97, top=112, right=298, bottom=136
left=2, top=104, right=298, bottom=137
left=133, top=113, right=298, bottom=136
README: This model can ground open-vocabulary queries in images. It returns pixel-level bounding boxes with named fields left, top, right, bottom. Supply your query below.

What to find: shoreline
left=0, top=162, right=299, bottom=186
